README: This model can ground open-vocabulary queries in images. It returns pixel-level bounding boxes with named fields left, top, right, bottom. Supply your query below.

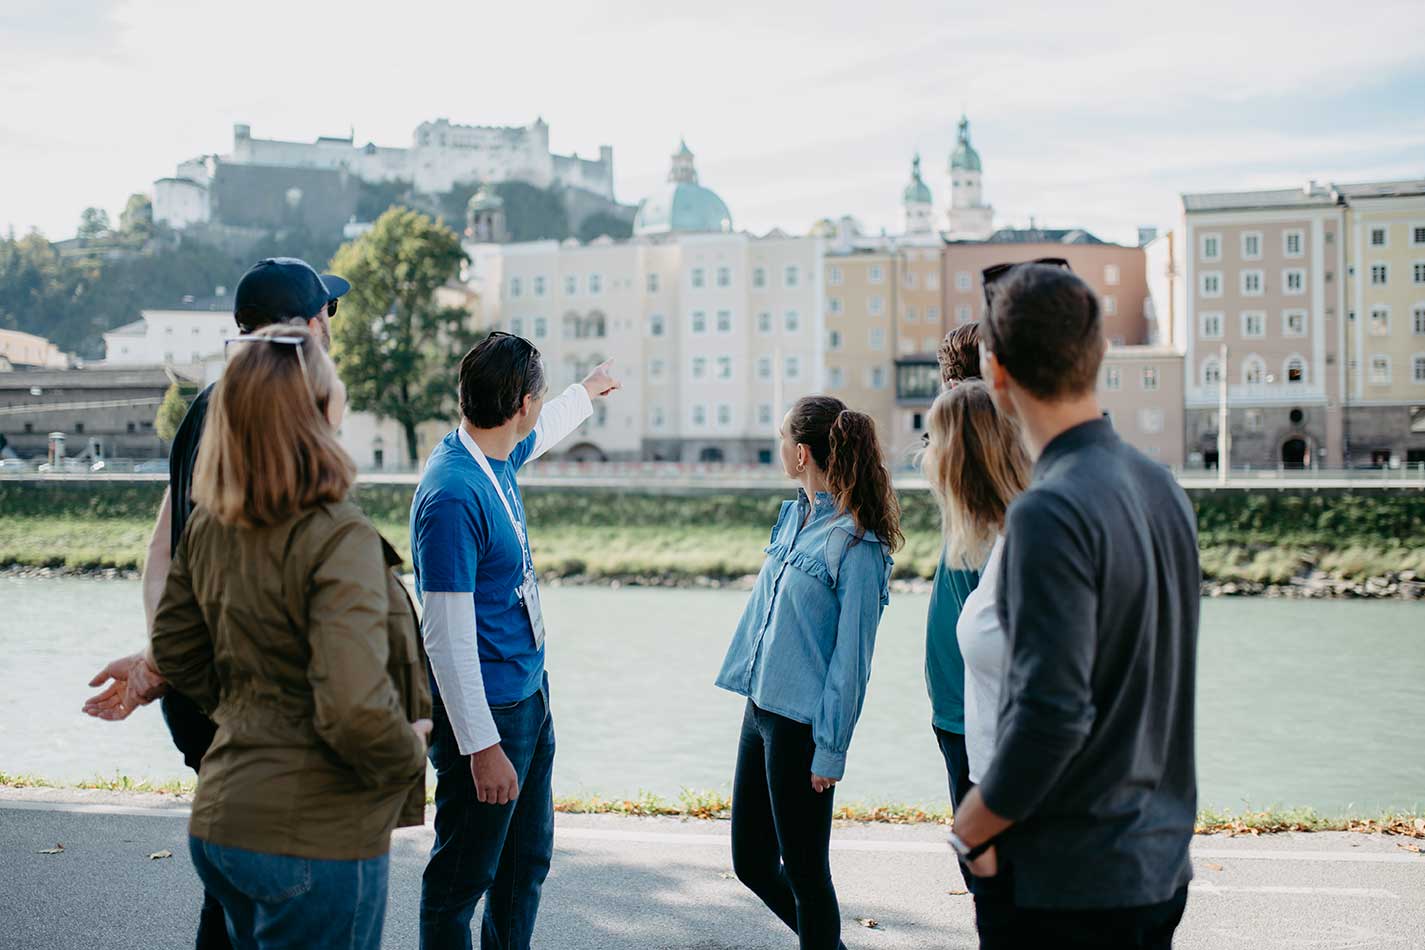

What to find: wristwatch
left=948, top=831, right=995, bottom=862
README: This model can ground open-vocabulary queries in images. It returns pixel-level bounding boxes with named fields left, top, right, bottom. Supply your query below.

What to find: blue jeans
left=420, top=673, right=555, bottom=950
left=187, top=837, right=389, bottom=950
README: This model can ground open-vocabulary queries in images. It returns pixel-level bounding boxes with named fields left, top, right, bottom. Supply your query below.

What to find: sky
left=3, top=0, right=1423, bottom=247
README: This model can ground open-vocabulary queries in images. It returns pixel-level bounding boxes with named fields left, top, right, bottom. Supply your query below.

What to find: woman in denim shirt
left=716, top=396, right=902, bottom=949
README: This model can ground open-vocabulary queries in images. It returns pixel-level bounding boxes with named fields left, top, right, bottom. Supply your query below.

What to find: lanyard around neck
left=457, top=427, right=533, bottom=574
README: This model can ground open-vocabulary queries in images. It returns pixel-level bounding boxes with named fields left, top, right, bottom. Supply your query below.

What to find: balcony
left=1185, top=383, right=1326, bottom=408
left=896, top=358, right=940, bottom=405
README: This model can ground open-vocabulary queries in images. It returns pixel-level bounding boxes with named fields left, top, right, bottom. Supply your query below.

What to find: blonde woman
left=921, top=379, right=1029, bottom=800
left=149, top=324, right=431, bottom=950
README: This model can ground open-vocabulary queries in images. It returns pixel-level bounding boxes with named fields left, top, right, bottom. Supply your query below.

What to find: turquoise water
left=3, top=577, right=1422, bottom=813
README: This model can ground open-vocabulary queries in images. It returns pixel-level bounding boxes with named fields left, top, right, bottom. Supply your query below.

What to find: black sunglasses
left=326, top=298, right=339, bottom=319
left=981, top=257, right=1071, bottom=308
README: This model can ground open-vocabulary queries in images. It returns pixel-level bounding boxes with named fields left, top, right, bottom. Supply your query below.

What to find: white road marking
left=1190, top=881, right=1399, bottom=900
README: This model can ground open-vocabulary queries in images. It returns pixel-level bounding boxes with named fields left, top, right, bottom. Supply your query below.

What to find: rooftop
left=1183, top=186, right=1338, bottom=212
left=1333, top=179, right=1425, bottom=199
left=0, top=366, right=199, bottom=390
left=142, top=294, right=234, bottom=313
left=102, top=320, right=147, bottom=338
left=951, top=227, right=1108, bottom=245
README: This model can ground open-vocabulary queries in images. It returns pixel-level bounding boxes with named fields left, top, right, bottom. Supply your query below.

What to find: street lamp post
left=1218, top=343, right=1229, bottom=485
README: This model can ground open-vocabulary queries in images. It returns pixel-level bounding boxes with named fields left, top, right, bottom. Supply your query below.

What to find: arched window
left=1242, top=355, right=1266, bottom=386
left=1202, top=358, right=1222, bottom=386
left=1284, top=356, right=1307, bottom=384
left=585, top=310, right=607, bottom=339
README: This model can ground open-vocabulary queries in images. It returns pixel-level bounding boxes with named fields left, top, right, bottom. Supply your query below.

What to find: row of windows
left=825, top=298, right=946, bottom=322
left=1199, top=268, right=1308, bottom=298
left=508, top=264, right=808, bottom=299
left=646, top=356, right=803, bottom=384
left=1198, top=309, right=1310, bottom=340
left=1201, top=230, right=1307, bottom=263
left=1360, top=303, right=1425, bottom=337
left=1102, top=366, right=1162, bottom=392
left=825, top=366, right=889, bottom=390
left=1196, top=355, right=1310, bottom=386
left=1367, top=224, right=1425, bottom=249
left=652, top=403, right=769, bottom=431
left=1359, top=354, right=1425, bottom=385
left=1361, top=262, right=1425, bottom=286
left=826, top=266, right=943, bottom=290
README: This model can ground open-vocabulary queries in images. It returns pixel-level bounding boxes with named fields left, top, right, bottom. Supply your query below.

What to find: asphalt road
left=1, top=789, right=1421, bottom=949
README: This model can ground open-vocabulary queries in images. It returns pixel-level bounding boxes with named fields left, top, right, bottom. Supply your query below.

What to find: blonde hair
left=192, top=324, right=355, bottom=528
left=921, top=380, right=1030, bottom=569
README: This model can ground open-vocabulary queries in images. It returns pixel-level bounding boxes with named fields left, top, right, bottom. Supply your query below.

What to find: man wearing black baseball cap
left=82, top=257, right=349, bottom=950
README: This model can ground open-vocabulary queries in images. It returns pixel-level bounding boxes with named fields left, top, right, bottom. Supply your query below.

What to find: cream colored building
left=1098, top=347, right=1186, bottom=466
left=0, top=329, right=69, bottom=370
left=1181, top=185, right=1347, bottom=469
left=1339, top=180, right=1425, bottom=468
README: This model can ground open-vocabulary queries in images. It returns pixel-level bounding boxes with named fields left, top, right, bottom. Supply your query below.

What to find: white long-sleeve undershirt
left=422, top=383, right=594, bottom=756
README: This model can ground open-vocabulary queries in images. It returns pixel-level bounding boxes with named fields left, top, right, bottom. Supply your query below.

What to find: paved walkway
left=2, top=788, right=1422, bottom=949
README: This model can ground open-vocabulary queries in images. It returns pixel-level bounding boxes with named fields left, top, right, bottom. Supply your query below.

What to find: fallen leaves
left=946, top=888, right=969, bottom=896
left=1203, top=863, right=1224, bottom=872
left=36, top=843, right=64, bottom=855
left=1395, top=841, right=1422, bottom=855
left=149, top=849, right=173, bottom=861
left=855, top=917, right=880, bottom=930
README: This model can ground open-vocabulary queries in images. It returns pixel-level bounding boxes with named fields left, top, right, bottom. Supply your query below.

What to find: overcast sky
left=3, top=0, right=1422, bottom=246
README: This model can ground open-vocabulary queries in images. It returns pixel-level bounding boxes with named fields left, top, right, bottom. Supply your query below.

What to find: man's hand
left=810, top=773, right=838, bottom=793
left=966, top=844, right=999, bottom=879
left=82, top=652, right=166, bottom=721
left=471, top=743, right=519, bottom=805
left=581, top=360, right=621, bottom=399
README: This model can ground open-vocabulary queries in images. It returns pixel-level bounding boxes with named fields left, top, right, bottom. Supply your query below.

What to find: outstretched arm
left=524, top=361, right=621, bottom=464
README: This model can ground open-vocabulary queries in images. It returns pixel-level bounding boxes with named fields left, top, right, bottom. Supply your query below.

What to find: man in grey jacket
left=948, top=263, right=1200, bottom=948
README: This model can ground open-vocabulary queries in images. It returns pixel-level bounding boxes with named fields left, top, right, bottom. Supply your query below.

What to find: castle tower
left=946, top=115, right=994, bottom=240
left=903, top=153, right=934, bottom=235
left=466, top=186, right=508, bottom=243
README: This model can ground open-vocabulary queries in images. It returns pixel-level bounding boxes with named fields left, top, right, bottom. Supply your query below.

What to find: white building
left=466, top=144, right=825, bottom=464
left=101, top=298, right=408, bottom=470
left=154, top=118, right=616, bottom=228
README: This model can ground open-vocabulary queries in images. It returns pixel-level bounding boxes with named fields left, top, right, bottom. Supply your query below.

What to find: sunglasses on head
left=224, top=333, right=325, bottom=408
left=981, top=258, right=1071, bottom=308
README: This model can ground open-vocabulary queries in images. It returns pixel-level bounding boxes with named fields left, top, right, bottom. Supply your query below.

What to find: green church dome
left=950, top=115, right=982, bottom=173
left=903, top=153, right=932, bottom=204
left=634, top=140, right=733, bottom=236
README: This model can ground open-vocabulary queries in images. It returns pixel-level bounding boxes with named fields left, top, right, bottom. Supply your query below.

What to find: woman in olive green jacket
left=150, top=324, right=430, bottom=950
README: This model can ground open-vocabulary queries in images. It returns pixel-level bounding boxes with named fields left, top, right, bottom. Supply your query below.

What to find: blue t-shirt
left=411, top=428, right=543, bottom=706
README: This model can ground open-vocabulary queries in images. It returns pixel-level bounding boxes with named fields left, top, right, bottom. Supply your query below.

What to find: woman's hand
left=810, top=773, right=838, bottom=793
left=411, top=719, right=433, bottom=743
left=83, top=652, right=166, bottom=721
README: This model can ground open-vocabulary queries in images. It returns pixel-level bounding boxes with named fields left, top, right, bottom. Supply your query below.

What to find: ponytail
left=789, top=397, right=904, bottom=553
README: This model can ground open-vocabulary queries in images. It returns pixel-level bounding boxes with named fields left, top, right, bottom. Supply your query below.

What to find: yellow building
left=1340, top=180, right=1425, bottom=467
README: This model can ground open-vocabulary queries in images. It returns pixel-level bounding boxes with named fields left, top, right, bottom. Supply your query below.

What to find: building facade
left=0, top=329, right=69, bottom=370
left=155, top=118, right=617, bottom=228
left=1339, top=180, right=1425, bottom=468
left=1181, top=185, right=1348, bottom=469
left=0, top=367, right=194, bottom=460
left=467, top=146, right=825, bottom=464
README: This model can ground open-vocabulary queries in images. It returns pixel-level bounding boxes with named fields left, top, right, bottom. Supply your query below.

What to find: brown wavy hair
left=193, top=324, right=355, bottom=528
left=789, top=395, right=904, bottom=552
left=921, top=380, right=1030, bottom=568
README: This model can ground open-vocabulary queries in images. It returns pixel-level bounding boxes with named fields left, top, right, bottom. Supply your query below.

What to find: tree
left=329, top=207, right=475, bottom=466
left=155, top=381, right=195, bottom=442
left=576, top=211, right=634, bottom=243
left=118, top=194, right=155, bottom=245
left=78, top=207, right=111, bottom=241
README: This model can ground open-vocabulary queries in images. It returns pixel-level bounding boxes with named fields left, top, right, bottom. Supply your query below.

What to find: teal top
left=925, top=548, right=980, bottom=733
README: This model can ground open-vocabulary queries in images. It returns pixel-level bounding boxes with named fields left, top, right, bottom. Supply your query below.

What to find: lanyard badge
left=460, top=430, right=547, bottom=650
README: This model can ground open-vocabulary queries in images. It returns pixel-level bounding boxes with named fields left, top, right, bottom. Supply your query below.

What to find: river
left=3, top=577, right=1422, bottom=814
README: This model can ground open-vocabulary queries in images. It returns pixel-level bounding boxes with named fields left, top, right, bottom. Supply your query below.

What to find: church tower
left=946, top=115, right=994, bottom=240
left=902, top=153, right=934, bottom=235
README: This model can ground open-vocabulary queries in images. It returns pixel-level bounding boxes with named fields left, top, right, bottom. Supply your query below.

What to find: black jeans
left=731, top=700, right=845, bottom=950
left=975, top=872, right=1188, bottom=949
left=160, top=690, right=229, bottom=950
left=933, top=726, right=973, bottom=889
